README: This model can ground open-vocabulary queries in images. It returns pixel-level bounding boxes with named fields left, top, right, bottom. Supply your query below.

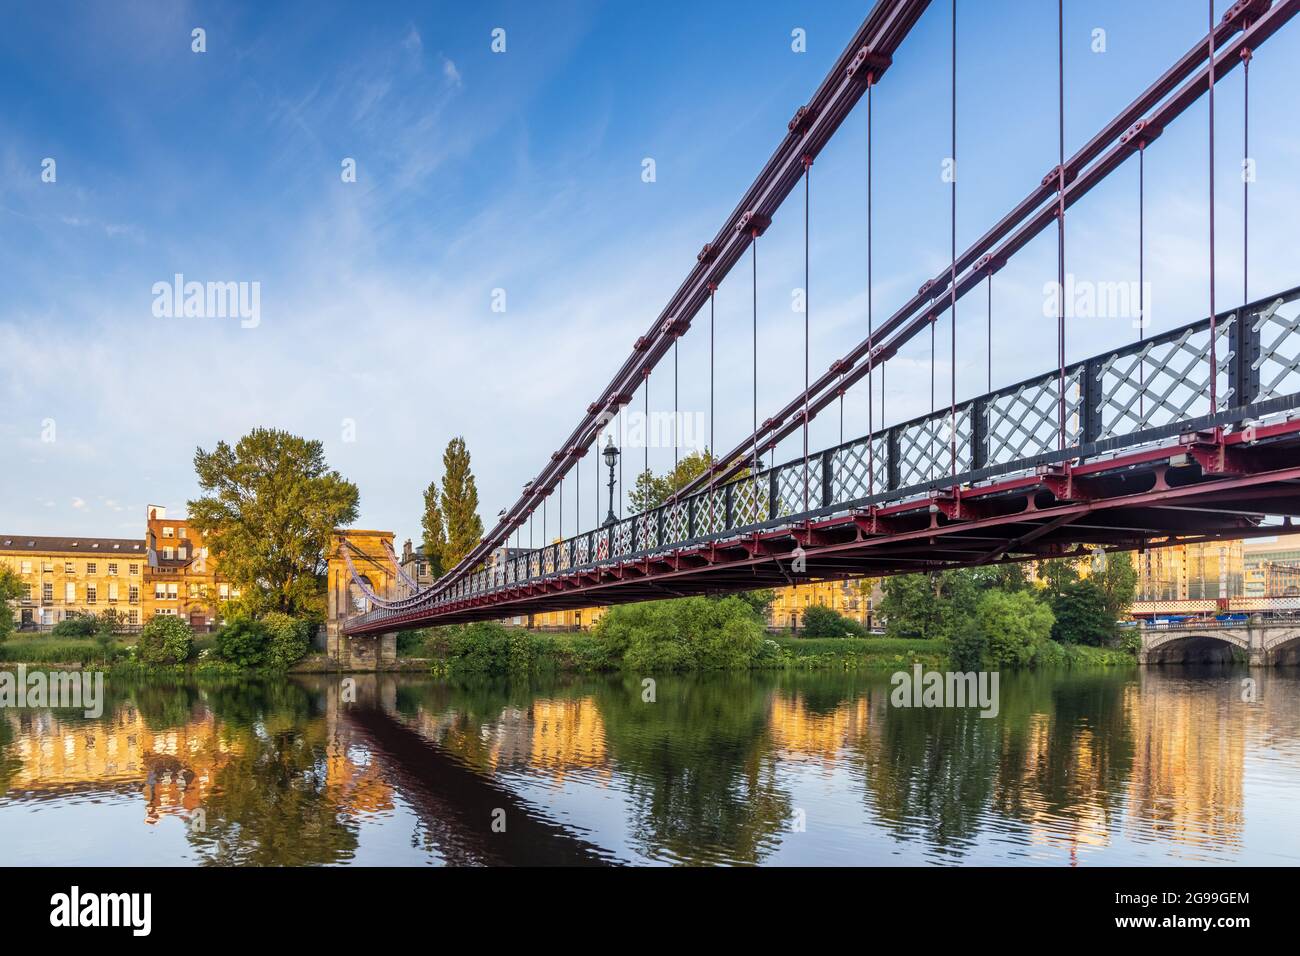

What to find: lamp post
left=602, top=436, right=620, bottom=528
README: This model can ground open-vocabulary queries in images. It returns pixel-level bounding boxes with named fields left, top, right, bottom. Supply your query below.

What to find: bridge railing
left=354, top=286, right=1300, bottom=625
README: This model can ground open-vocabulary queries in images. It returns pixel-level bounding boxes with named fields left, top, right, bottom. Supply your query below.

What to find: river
left=2, top=666, right=1298, bottom=865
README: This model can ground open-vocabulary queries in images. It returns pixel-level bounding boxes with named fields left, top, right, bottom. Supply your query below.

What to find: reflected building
left=0, top=705, right=239, bottom=827
left=767, top=693, right=871, bottom=763
left=1124, top=676, right=1245, bottom=856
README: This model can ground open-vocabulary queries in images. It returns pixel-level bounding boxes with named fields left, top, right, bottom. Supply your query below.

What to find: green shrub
left=979, top=589, right=1055, bottom=668
left=446, top=622, right=554, bottom=675
left=594, top=596, right=764, bottom=672
left=137, top=615, right=194, bottom=665
left=800, top=604, right=866, bottom=638
left=51, top=615, right=99, bottom=638
left=948, top=617, right=988, bottom=670
left=262, top=612, right=310, bottom=670
left=1051, top=579, right=1115, bottom=646
left=215, top=618, right=269, bottom=667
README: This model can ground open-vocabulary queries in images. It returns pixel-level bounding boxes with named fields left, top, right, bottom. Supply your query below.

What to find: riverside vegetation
left=407, top=555, right=1137, bottom=678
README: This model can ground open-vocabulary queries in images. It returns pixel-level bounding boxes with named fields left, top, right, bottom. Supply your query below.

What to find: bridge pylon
left=326, top=529, right=399, bottom=670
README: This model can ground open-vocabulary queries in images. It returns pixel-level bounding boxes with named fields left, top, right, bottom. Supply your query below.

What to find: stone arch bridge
left=1140, top=616, right=1300, bottom=665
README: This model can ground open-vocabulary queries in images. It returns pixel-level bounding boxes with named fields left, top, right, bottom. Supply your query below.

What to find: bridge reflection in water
left=2, top=670, right=1299, bottom=865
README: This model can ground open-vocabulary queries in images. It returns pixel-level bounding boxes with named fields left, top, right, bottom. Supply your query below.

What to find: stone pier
left=324, top=528, right=400, bottom=671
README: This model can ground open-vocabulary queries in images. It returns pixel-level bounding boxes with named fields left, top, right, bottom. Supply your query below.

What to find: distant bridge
left=1139, top=616, right=1300, bottom=665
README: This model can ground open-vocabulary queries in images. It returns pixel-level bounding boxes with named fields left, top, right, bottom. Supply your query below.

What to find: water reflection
left=1, top=666, right=1298, bottom=865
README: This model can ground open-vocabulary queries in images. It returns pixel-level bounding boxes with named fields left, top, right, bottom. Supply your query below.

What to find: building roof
left=0, top=535, right=145, bottom=555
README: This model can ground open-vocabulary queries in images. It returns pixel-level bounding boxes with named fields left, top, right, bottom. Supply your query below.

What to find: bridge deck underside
left=348, top=421, right=1300, bottom=633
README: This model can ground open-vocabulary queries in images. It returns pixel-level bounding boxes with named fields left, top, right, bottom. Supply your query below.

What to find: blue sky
left=2, top=0, right=1298, bottom=544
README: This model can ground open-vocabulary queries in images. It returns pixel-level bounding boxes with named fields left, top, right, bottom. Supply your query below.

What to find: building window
left=108, top=563, right=118, bottom=576
left=108, top=582, right=119, bottom=602
left=178, top=546, right=188, bottom=561
left=129, top=585, right=139, bottom=604
left=22, top=584, right=32, bottom=601
left=218, top=584, right=230, bottom=599
left=65, top=582, right=75, bottom=603
left=42, top=583, right=53, bottom=603
left=65, top=561, right=74, bottom=574
left=168, top=583, right=178, bottom=600
left=21, top=561, right=31, bottom=574
left=163, top=547, right=174, bottom=560
left=179, top=528, right=188, bottom=539
left=86, top=584, right=97, bottom=604
left=128, top=610, right=139, bottom=626
left=154, top=584, right=166, bottom=600
left=129, top=564, right=139, bottom=575
left=86, top=562, right=97, bottom=575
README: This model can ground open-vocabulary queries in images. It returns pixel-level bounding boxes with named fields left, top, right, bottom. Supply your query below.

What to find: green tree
left=1090, top=549, right=1138, bottom=620
left=979, top=589, right=1056, bottom=667
left=188, top=428, right=359, bottom=616
left=0, top=565, right=21, bottom=642
left=437, top=437, right=484, bottom=569
left=971, top=563, right=1028, bottom=592
left=880, top=570, right=981, bottom=640
left=420, top=481, right=447, bottom=578
left=1051, top=579, right=1114, bottom=646
left=1036, top=557, right=1081, bottom=600
left=630, top=449, right=713, bottom=513
left=880, top=573, right=945, bottom=639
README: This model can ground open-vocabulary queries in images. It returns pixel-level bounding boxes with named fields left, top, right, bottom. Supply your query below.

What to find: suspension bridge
left=338, top=0, right=1300, bottom=654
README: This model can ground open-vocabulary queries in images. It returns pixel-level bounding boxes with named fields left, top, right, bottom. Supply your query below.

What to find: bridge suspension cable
left=1056, top=0, right=1067, bottom=451
left=1208, top=0, right=1219, bottom=415
left=948, top=0, right=958, bottom=476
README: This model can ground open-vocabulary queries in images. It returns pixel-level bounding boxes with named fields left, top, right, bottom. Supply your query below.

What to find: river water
left=2, top=666, right=1298, bottom=866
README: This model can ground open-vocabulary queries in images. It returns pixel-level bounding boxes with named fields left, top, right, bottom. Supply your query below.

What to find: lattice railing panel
left=1256, top=295, right=1300, bottom=403
left=986, top=370, right=1081, bottom=465
left=695, top=487, right=726, bottom=536
left=833, top=434, right=887, bottom=503
left=730, top=477, right=766, bottom=528
left=664, top=500, right=689, bottom=543
left=613, top=520, right=633, bottom=557
left=774, top=462, right=812, bottom=518
left=1095, top=322, right=1230, bottom=439
left=898, top=405, right=973, bottom=487
left=635, top=512, right=656, bottom=552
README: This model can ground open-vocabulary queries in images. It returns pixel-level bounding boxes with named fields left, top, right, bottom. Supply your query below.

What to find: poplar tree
left=421, top=481, right=447, bottom=577
left=438, top=437, right=484, bottom=569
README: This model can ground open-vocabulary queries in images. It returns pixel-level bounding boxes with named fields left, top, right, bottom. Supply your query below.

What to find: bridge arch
left=1261, top=624, right=1300, bottom=665
left=1140, top=627, right=1248, bottom=665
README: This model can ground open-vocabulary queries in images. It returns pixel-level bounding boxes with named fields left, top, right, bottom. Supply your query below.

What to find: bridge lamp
left=602, top=436, right=621, bottom=528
